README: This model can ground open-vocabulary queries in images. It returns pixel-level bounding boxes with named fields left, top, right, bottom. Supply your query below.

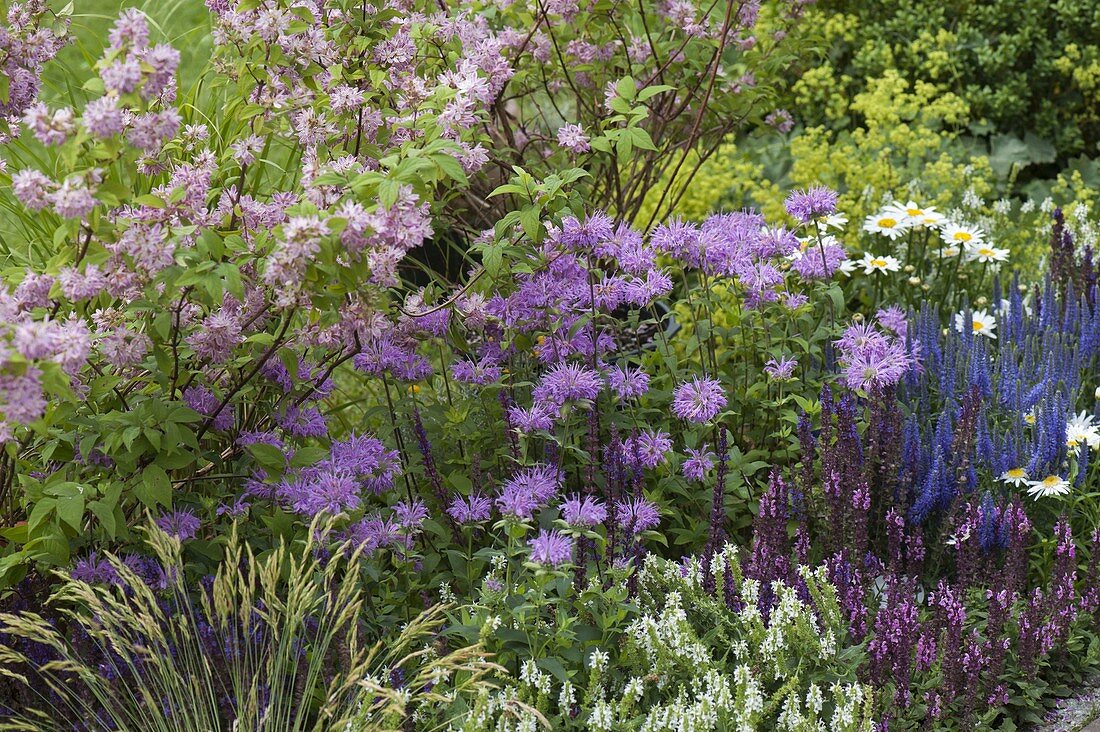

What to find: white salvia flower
left=589, top=648, right=609, bottom=672
left=778, top=694, right=804, bottom=730
left=806, top=683, right=824, bottom=715
left=1040, top=197, right=1055, bottom=213
left=589, top=700, right=614, bottom=731
left=1026, top=474, right=1071, bottom=499
left=1020, top=198, right=1036, bottom=213
left=624, top=677, right=646, bottom=702
left=992, top=198, right=1012, bottom=215
left=954, top=309, right=997, bottom=339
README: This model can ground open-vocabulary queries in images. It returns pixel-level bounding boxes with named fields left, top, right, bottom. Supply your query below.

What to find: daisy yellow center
left=953, top=232, right=973, bottom=242
left=1006, top=469, right=1026, bottom=479
left=872, top=258, right=888, bottom=268
left=877, top=218, right=897, bottom=228
left=972, top=320, right=985, bottom=332
left=978, top=248, right=995, bottom=257
left=537, top=335, right=546, bottom=345
left=1041, top=476, right=1061, bottom=487
left=1025, top=413, right=1037, bottom=425
left=906, top=208, right=923, bottom=216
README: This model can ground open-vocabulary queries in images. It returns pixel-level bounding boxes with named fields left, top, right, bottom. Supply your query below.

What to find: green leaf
left=89, top=500, right=118, bottom=537
left=137, top=465, right=172, bottom=509
left=615, top=76, right=637, bottom=101
left=247, top=442, right=287, bottom=473
left=55, top=495, right=84, bottom=531
left=290, top=446, right=328, bottom=468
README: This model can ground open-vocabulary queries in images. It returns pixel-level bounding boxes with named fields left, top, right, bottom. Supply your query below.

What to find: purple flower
left=835, top=321, right=913, bottom=391
left=508, top=403, right=555, bottom=432
left=183, top=385, right=232, bottom=431
left=615, top=497, right=661, bottom=535
left=451, top=357, right=502, bottom=385
left=671, top=376, right=726, bottom=423
left=155, top=509, right=201, bottom=541
left=556, top=123, right=590, bottom=153
left=188, top=309, right=242, bottom=363
left=682, top=446, right=716, bottom=480
left=624, top=429, right=672, bottom=469
left=280, top=469, right=360, bottom=516
left=393, top=499, right=429, bottom=530
left=497, top=464, right=561, bottom=519
left=561, top=494, right=607, bottom=527
left=785, top=186, right=838, bottom=223
left=607, top=364, right=650, bottom=400
left=71, top=552, right=121, bottom=585
left=528, top=529, right=574, bottom=566
left=448, top=491, right=493, bottom=524
left=532, top=362, right=602, bottom=407
left=275, top=405, right=328, bottom=438
left=764, top=356, right=798, bottom=381
left=876, top=305, right=908, bottom=337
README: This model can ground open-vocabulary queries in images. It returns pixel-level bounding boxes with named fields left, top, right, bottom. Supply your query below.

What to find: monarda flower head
left=671, top=376, right=727, bottom=423
left=531, top=362, right=603, bottom=408
left=447, top=491, right=492, bottom=524
left=614, top=496, right=660, bottom=535
left=561, top=494, right=607, bottom=527
left=785, top=186, right=838, bottom=224
left=681, top=446, right=716, bottom=480
left=528, top=529, right=574, bottom=566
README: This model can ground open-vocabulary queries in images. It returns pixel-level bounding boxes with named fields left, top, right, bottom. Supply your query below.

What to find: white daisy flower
left=1026, top=474, right=1071, bottom=499
left=886, top=200, right=945, bottom=227
left=863, top=212, right=910, bottom=240
left=999, top=468, right=1029, bottom=487
left=966, top=244, right=1010, bottom=263
left=858, top=252, right=901, bottom=275
left=941, top=223, right=985, bottom=248
left=1066, top=411, right=1100, bottom=453
left=954, top=309, right=997, bottom=339
left=939, top=245, right=962, bottom=258
left=821, top=213, right=848, bottom=230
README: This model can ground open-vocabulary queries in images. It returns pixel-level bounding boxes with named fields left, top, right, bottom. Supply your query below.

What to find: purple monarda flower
left=681, top=446, right=715, bottom=480
left=451, top=356, right=502, bottom=385
left=614, top=496, right=660, bottom=535
left=532, top=362, right=602, bottom=407
left=528, top=529, right=574, bottom=566
left=561, top=494, right=607, bottom=527
left=784, top=186, right=838, bottom=223
left=764, top=356, right=797, bottom=381
left=624, top=429, right=672, bottom=469
left=447, top=491, right=492, bottom=524
left=155, top=509, right=201, bottom=541
left=671, top=376, right=726, bottom=422
left=607, top=364, right=650, bottom=400
left=835, top=321, right=912, bottom=392
left=183, top=385, right=232, bottom=431
left=496, top=464, right=561, bottom=520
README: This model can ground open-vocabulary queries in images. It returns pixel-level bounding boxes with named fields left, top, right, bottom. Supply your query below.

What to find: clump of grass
left=0, top=519, right=499, bottom=731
